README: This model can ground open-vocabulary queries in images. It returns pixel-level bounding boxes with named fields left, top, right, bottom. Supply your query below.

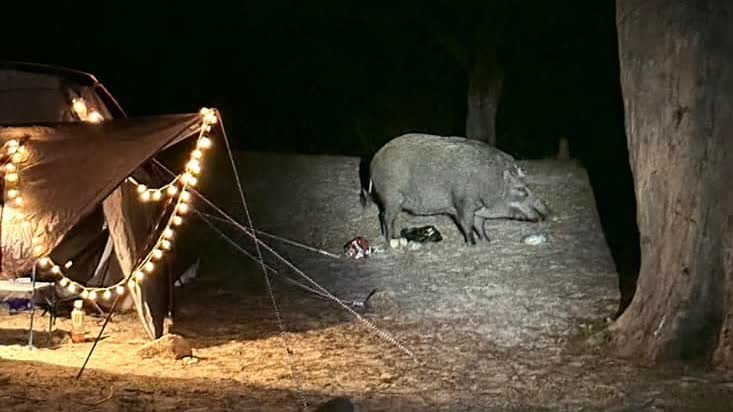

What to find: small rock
left=380, top=372, right=396, bottom=383
left=137, top=334, right=193, bottom=360
left=389, top=239, right=400, bottom=249
left=521, top=233, right=547, bottom=245
left=365, top=289, right=400, bottom=315
left=182, top=356, right=199, bottom=365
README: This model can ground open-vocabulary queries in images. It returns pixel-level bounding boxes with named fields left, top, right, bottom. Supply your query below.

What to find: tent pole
left=75, top=290, right=123, bottom=380
left=27, top=264, right=37, bottom=349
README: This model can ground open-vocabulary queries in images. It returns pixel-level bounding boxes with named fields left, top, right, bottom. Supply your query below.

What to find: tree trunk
left=465, top=52, right=503, bottom=146
left=611, top=0, right=733, bottom=364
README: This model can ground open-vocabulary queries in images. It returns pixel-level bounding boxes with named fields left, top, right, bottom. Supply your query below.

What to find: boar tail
left=360, top=180, right=373, bottom=207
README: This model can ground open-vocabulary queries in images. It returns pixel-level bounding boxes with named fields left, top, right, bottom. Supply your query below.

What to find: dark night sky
left=2, top=1, right=639, bottom=278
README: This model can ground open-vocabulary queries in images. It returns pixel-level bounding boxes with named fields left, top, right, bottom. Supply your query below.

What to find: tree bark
left=611, top=0, right=733, bottom=364
left=465, top=48, right=503, bottom=146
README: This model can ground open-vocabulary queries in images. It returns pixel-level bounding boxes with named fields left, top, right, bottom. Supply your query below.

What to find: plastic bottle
left=70, top=299, right=86, bottom=343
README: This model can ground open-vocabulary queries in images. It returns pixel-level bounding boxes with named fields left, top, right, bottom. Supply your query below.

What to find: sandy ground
left=1, top=150, right=732, bottom=411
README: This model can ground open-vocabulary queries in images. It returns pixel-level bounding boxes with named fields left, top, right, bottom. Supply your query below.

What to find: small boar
left=361, top=133, right=549, bottom=245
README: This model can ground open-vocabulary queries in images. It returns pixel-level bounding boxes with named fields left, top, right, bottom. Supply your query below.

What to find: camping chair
left=0, top=266, right=58, bottom=348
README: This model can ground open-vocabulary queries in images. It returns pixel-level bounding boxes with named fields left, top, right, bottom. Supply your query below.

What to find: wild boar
left=361, top=133, right=549, bottom=245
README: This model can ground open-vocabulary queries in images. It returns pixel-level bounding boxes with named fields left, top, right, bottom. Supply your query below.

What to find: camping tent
left=0, top=61, right=210, bottom=339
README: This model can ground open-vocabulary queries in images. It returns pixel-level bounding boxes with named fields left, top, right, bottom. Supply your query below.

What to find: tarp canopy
left=0, top=113, right=202, bottom=277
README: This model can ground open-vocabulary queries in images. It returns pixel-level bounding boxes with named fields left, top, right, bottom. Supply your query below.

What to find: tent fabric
left=0, top=113, right=203, bottom=278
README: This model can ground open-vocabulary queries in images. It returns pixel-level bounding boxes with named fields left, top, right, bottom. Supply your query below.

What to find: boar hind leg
left=456, top=206, right=477, bottom=245
left=382, top=207, right=399, bottom=241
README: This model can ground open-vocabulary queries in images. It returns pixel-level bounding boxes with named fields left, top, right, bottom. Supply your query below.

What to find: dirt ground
left=1, top=151, right=732, bottom=411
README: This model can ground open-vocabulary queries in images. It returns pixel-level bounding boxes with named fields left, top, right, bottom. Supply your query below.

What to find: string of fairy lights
left=19, top=101, right=218, bottom=302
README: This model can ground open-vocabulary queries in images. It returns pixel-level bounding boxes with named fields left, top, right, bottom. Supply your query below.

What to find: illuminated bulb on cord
left=64, top=261, right=73, bottom=269
left=116, top=285, right=125, bottom=295
left=5, top=173, right=18, bottom=182
left=11, top=153, right=22, bottom=163
left=17, top=146, right=27, bottom=155
left=137, top=184, right=147, bottom=194
left=14, top=197, right=23, bottom=206
left=7, top=139, right=19, bottom=148
left=33, top=245, right=44, bottom=254
left=140, top=191, right=151, bottom=202
left=51, top=265, right=61, bottom=274
left=144, top=261, right=155, bottom=273
left=7, top=189, right=18, bottom=198
left=163, top=228, right=174, bottom=239
left=5, top=163, right=16, bottom=173
left=89, top=291, right=98, bottom=301
left=103, top=290, right=112, bottom=300
left=39, top=257, right=49, bottom=267
left=177, top=203, right=189, bottom=214
left=186, top=160, right=201, bottom=175
left=161, top=239, right=172, bottom=250
left=68, top=283, right=76, bottom=293
left=152, top=191, right=162, bottom=201
left=72, top=98, right=88, bottom=117
left=172, top=215, right=183, bottom=226
left=59, top=278, right=69, bottom=287
left=152, top=248, right=164, bottom=259
left=204, top=112, right=217, bottom=125
left=180, top=191, right=191, bottom=202
left=128, top=279, right=136, bottom=288
left=191, top=149, right=203, bottom=159
left=81, top=290, right=89, bottom=299
left=197, top=136, right=212, bottom=149
left=88, top=111, right=104, bottom=123
left=7, top=145, right=17, bottom=155
left=166, top=185, right=178, bottom=196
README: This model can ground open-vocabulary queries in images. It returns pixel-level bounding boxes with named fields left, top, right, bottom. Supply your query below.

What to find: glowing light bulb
left=39, top=257, right=49, bottom=267
left=140, top=191, right=151, bottom=202
left=163, top=228, right=174, bottom=239
left=161, top=239, right=172, bottom=250
left=81, top=290, right=89, bottom=299
left=7, top=146, right=17, bottom=155
left=166, top=185, right=178, bottom=196
left=197, top=136, right=212, bottom=149
left=89, top=291, right=98, bottom=301
left=7, top=189, right=18, bottom=198
left=51, top=265, right=61, bottom=274
left=116, top=285, right=125, bottom=295
left=4, top=163, right=16, bottom=173
left=64, top=261, right=73, bottom=269
left=17, top=146, right=27, bottom=155
left=14, top=196, right=23, bottom=206
left=188, top=176, right=198, bottom=186
left=152, top=248, right=163, bottom=259
left=11, top=153, right=22, bottom=163
left=72, top=98, right=88, bottom=118
left=204, top=112, right=217, bottom=125
left=33, top=245, right=44, bottom=254
left=59, top=278, right=69, bottom=287
left=144, top=261, right=155, bottom=273
left=68, top=283, right=76, bottom=293
left=203, top=124, right=212, bottom=133
left=191, top=149, right=203, bottom=159
left=88, top=111, right=104, bottom=123
left=7, top=139, right=19, bottom=148
left=180, top=191, right=191, bottom=202
left=137, top=184, right=147, bottom=194
left=199, top=107, right=210, bottom=115
left=128, top=279, right=136, bottom=288
left=103, top=290, right=112, bottom=300
left=177, top=203, right=189, bottom=214
left=186, top=160, right=201, bottom=175
left=172, top=215, right=183, bottom=226
left=152, top=191, right=162, bottom=201
left=5, top=173, right=18, bottom=182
